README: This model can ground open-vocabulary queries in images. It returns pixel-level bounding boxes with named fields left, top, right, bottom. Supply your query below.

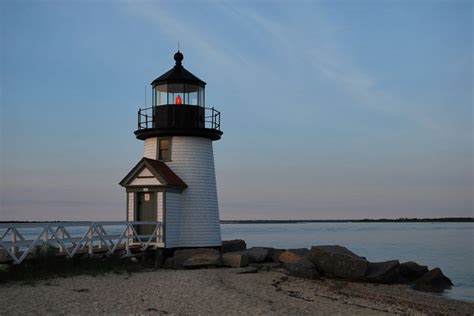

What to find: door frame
left=135, top=191, right=158, bottom=237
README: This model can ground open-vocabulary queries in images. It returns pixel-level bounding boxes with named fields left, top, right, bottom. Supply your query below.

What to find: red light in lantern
left=175, top=95, right=182, bottom=105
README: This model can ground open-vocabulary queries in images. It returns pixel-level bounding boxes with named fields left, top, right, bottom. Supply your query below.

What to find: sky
left=0, top=0, right=472, bottom=221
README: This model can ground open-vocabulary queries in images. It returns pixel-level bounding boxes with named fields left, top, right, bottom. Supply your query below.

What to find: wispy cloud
left=121, top=2, right=257, bottom=79
left=212, top=2, right=446, bottom=134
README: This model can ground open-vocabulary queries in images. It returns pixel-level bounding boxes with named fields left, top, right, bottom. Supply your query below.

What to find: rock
left=222, top=252, right=249, bottom=268
left=0, top=264, right=9, bottom=272
left=309, top=245, right=368, bottom=280
left=221, top=240, right=246, bottom=253
left=182, top=253, right=222, bottom=269
left=365, top=260, right=400, bottom=284
left=0, top=250, right=12, bottom=263
left=153, top=249, right=165, bottom=268
left=414, top=268, right=453, bottom=293
left=285, top=257, right=319, bottom=279
left=163, top=257, right=174, bottom=269
left=278, top=248, right=310, bottom=264
left=234, top=266, right=259, bottom=274
left=173, top=248, right=220, bottom=268
left=399, top=261, right=429, bottom=281
left=238, top=247, right=283, bottom=263
left=246, top=247, right=270, bottom=263
left=33, top=245, right=58, bottom=256
left=249, top=262, right=282, bottom=271
left=273, top=267, right=291, bottom=275
left=268, top=248, right=285, bottom=262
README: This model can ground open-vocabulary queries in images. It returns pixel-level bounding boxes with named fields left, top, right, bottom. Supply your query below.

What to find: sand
left=0, top=268, right=473, bottom=315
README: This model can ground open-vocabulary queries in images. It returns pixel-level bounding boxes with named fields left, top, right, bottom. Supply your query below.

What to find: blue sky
left=1, top=0, right=472, bottom=220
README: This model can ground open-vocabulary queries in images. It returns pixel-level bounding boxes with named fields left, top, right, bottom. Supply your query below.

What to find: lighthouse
left=120, top=51, right=223, bottom=248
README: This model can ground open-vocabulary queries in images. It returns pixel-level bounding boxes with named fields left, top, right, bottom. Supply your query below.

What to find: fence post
left=98, top=225, right=102, bottom=249
left=11, top=228, right=17, bottom=257
left=43, top=226, right=48, bottom=247
left=126, top=225, right=130, bottom=255
left=88, top=226, right=93, bottom=255
left=59, top=227, right=64, bottom=252
left=160, top=223, right=163, bottom=243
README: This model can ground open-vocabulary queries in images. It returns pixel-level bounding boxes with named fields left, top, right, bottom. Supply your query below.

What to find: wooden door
left=135, top=192, right=157, bottom=238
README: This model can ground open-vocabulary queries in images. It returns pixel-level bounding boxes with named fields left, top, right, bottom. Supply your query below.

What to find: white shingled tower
left=120, top=51, right=223, bottom=248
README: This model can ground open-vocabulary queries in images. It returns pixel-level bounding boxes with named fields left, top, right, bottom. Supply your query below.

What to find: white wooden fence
left=0, top=221, right=162, bottom=264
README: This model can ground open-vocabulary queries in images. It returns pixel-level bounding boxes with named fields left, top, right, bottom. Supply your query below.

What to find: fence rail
left=0, top=221, right=162, bottom=264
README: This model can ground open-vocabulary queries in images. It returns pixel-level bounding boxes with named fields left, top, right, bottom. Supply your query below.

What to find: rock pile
left=310, top=245, right=368, bottom=280
left=158, top=239, right=453, bottom=293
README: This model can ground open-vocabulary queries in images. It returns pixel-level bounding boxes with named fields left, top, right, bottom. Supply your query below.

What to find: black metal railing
left=137, top=105, right=221, bottom=131
left=137, top=107, right=153, bottom=129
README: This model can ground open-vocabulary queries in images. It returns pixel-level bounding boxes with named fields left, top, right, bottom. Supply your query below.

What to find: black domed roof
left=151, top=51, right=206, bottom=87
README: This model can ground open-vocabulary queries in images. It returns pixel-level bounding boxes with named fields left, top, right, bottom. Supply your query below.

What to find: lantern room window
left=155, top=84, right=168, bottom=106
left=153, top=83, right=205, bottom=106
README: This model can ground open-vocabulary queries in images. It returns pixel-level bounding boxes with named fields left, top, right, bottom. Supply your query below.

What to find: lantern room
left=151, top=51, right=206, bottom=107
left=135, top=51, right=222, bottom=141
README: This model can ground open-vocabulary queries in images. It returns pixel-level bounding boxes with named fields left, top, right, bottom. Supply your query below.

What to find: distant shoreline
left=220, top=217, right=474, bottom=224
left=2, top=217, right=472, bottom=224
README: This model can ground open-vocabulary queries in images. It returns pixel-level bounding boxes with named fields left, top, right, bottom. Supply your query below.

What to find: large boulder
left=285, top=257, right=319, bottom=279
left=278, top=248, right=310, bottom=264
left=399, top=261, right=429, bottom=281
left=268, top=248, right=285, bottom=262
left=309, top=245, right=368, bottom=280
left=173, top=248, right=221, bottom=268
left=182, top=252, right=222, bottom=269
left=365, top=260, right=400, bottom=284
left=222, top=252, right=249, bottom=268
left=221, top=240, right=247, bottom=253
left=414, top=268, right=453, bottom=293
left=246, top=247, right=270, bottom=263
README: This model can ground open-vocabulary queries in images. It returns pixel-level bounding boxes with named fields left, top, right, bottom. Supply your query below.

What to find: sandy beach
left=1, top=268, right=473, bottom=315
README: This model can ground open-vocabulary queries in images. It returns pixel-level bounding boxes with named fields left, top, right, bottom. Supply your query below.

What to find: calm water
left=221, top=222, right=474, bottom=302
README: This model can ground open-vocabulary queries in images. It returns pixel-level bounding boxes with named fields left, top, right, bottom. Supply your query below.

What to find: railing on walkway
left=0, top=221, right=162, bottom=264
left=137, top=105, right=221, bottom=131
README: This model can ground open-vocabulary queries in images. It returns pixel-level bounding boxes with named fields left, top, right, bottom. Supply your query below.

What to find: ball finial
left=174, top=51, right=183, bottom=65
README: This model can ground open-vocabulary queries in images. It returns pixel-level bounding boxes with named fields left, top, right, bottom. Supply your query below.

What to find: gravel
left=0, top=269, right=472, bottom=315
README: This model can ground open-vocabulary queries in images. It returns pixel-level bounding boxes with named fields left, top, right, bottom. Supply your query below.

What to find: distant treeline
left=220, top=217, right=474, bottom=224
left=0, top=221, right=86, bottom=223
left=2, top=218, right=472, bottom=224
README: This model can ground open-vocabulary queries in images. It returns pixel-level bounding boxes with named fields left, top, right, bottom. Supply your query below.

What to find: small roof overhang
left=119, top=158, right=187, bottom=190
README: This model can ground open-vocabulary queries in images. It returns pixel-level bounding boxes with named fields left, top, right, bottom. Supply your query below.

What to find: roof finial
left=174, top=45, right=183, bottom=66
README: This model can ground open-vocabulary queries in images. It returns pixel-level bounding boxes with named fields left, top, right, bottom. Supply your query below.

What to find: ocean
left=221, top=222, right=474, bottom=302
